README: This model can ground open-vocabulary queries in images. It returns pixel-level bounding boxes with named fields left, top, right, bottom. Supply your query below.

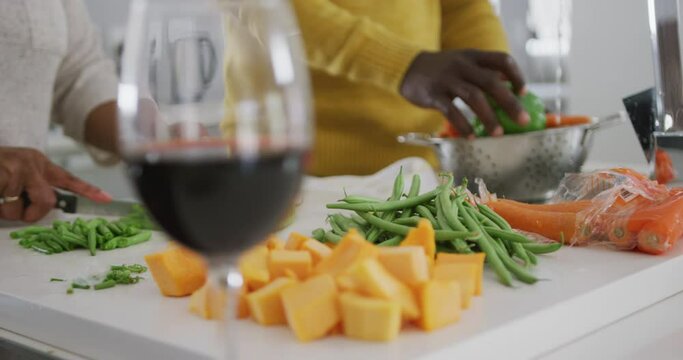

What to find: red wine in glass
left=127, top=148, right=305, bottom=254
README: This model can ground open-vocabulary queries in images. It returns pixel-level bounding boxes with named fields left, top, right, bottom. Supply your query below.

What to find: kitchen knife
left=21, top=191, right=138, bottom=217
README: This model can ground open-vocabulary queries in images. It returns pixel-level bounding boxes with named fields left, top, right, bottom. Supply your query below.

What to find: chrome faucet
left=649, top=0, right=683, bottom=136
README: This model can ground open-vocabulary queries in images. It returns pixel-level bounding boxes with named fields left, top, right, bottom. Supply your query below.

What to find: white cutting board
left=1, top=157, right=682, bottom=360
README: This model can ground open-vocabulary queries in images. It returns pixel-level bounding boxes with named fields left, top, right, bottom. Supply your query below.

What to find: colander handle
left=581, top=112, right=627, bottom=145
left=397, top=133, right=442, bottom=147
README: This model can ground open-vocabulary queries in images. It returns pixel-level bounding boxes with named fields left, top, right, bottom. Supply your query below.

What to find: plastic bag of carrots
left=486, top=168, right=683, bottom=255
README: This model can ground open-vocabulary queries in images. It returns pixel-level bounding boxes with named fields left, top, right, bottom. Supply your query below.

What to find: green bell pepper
left=473, top=90, right=547, bottom=135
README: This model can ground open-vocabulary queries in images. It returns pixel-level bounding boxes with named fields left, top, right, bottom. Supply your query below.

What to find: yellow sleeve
left=440, top=0, right=509, bottom=52
left=291, top=0, right=422, bottom=93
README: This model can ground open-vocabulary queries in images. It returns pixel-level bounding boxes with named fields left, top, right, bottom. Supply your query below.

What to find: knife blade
left=20, top=191, right=138, bottom=217
left=53, top=192, right=138, bottom=217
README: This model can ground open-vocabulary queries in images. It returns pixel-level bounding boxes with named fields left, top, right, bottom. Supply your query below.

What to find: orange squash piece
left=239, top=245, right=271, bottom=291
left=285, top=232, right=310, bottom=250
left=268, top=250, right=312, bottom=280
left=400, top=219, right=436, bottom=262
left=189, top=281, right=227, bottom=320
left=433, top=263, right=477, bottom=309
left=314, top=229, right=378, bottom=276
left=335, top=274, right=358, bottom=292
left=377, top=246, right=429, bottom=288
left=281, top=274, right=340, bottom=342
left=145, top=246, right=208, bottom=297
left=347, top=258, right=420, bottom=321
left=339, top=292, right=401, bottom=342
left=264, top=235, right=285, bottom=250
left=301, top=239, right=332, bottom=265
left=236, top=284, right=250, bottom=319
left=246, top=277, right=296, bottom=325
left=417, top=280, right=461, bottom=331
left=436, top=252, right=486, bottom=295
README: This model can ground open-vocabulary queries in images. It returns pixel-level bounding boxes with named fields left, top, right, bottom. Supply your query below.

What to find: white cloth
left=0, top=0, right=117, bottom=152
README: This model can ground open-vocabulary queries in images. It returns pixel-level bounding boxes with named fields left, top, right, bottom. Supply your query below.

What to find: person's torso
left=0, top=0, right=67, bottom=150
left=311, top=0, right=444, bottom=175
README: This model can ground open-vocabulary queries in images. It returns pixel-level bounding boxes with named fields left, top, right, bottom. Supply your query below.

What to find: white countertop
left=1, top=158, right=682, bottom=359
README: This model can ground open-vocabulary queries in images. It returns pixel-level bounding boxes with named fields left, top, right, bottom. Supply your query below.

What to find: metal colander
left=398, top=113, right=624, bottom=202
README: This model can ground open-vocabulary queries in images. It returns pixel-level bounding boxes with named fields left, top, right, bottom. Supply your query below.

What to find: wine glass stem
left=208, top=257, right=243, bottom=359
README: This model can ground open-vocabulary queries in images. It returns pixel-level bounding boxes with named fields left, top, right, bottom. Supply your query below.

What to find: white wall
left=568, top=0, right=652, bottom=169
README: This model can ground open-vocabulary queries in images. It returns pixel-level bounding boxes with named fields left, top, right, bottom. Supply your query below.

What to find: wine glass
left=118, top=0, right=312, bottom=356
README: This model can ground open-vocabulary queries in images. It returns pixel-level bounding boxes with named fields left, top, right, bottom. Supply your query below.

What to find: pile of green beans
left=313, top=170, right=562, bottom=287
left=10, top=218, right=152, bottom=256
left=66, top=264, right=147, bottom=294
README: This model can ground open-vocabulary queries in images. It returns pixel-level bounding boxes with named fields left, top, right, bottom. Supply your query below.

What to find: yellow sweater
left=291, top=0, right=509, bottom=176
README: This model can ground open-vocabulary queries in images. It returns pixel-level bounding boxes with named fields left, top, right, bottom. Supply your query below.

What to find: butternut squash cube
left=314, top=229, right=378, bottom=276
left=435, top=252, right=486, bottom=295
left=281, top=274, right=340, bottom=342
left=347, top=258, right=420, bottom=320
left=285, top=232, right=310, bottom=250
left=189, top=281, right=227, bottom=320
left=377, top=246, right=429, bottom=288
left=401, top=219, right=436, bottom=262
left=339, top=292, right=401, bottom=342
left=246, top=277, right=296, bottom=325
left=268, top=250, right=312, bottom=280
left=433, top=263, right=477, bottom=309
left=145, top=246, right=208, bottom=297
left=264, top=235, right=285, bottom=250
left=335, top=274, right=358, bottom=292
left=236, top=284, right=250, bottom=319
left=239, top=245, right=270, bottom=291
left=301, top=239, right=332, bottom=265
left=417, top=280, right=461, bottom=331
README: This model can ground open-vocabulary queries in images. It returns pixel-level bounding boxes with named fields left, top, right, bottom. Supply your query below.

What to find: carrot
left=488, top=201, right=577, bottom=243
left=545, top=114, right=592, bottom=128
left=632, top=195, right=683, bottom=255
left=495, top=199, right=592, bottom=213
left=606, top=215, right=637, bottom=250
left=655, top=149, right=677, bottom=184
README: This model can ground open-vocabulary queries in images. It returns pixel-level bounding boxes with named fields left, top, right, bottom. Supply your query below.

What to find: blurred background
left=51, top=0, right=652, bottom=199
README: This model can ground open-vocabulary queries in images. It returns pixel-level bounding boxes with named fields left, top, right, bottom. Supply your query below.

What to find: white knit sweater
left=0, top=0, right=117, bottom=151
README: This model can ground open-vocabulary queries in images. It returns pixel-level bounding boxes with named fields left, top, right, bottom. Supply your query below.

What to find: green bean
left=521, top=242, right=562, bottom=254
left=357, top=212, right=476, bottom=241
left=107, top=223, right=123, bottom=236
left=457, top=201, right=513, bottom=286
left=327, top=188, right=441, bottom=212
left=10, top=226, right=51, bottom=239
left=512, top=242, right=531, bottom=266
left=526, top=250, right=538, bottom=265
left=31, top=243, right=52, bottom=254
left=328, top=216, right=346, bottom=236
left=393, top=217, right=421, bottom=226
left=71, top=282, right=91, bottom=290
left=493, top=242, right=538, bottom=284
left=424, top=204, right=438, bottom=214
left=350, top=214, right=368, bottom=227
left=478, top=204, right=512, bottom=230
left=46, top=233, right=71, bottom=251
left=324, top=231, right=342, bottom=244
left=378, top=236, right=403, bottom=247
left=117, top=231, right=152, bottom=248
left=312, top=228, right=325, bottom=242
left=435, top=195, right=452, bottom=231
left=331, top=214, right=351, bottom=232
left=97, top=224, right=114, bottom=240
left=463, top=202, right=498, bottom=228
left=482, top=227, right=532, bottom=243
left=60, top=233, right=87, bottom=248
left=399, top=174, right=421, bottom=219
left=44, top=239, right=64, bottom=253
left=368, top=168, right=405, bottom=243
left=66, top=287, right=74, bottom=295
left=94, top=280, right=116, bottom=290
left=72, top=225, right=83, bottom=236
left=439, top=188, right=468, bottom=231
left=102, top=238, right=120, bottom=250
left=342, top=195, right=383, bottom=204
left=50, top=278, right=65, bottom=282
left=415, top=205, right=440, bottom=230
left=87, top=228, right=97, bottom=256
left=126, top=226, right=141, bottom=236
